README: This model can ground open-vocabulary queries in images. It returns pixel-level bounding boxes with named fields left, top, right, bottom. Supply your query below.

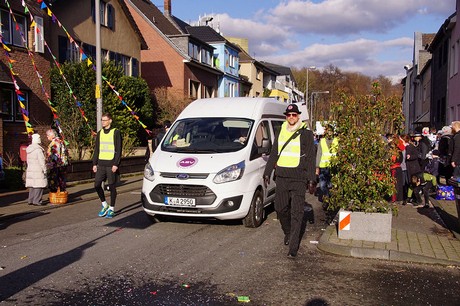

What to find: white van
left=141, top=97, right=286, bottom=227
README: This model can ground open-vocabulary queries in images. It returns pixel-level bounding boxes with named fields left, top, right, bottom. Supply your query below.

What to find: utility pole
left=306, top=66, right=316, bottom=128
left=95, top=0, right=102, bottom=131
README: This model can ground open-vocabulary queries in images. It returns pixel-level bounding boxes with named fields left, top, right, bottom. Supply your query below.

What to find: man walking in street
left=93, top=113, right=122, bottom=218
left=315, top=124, right=338, bottom=203
left=263, top=104, right=316, bottom=258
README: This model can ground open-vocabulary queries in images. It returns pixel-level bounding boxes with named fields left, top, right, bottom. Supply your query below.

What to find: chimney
left=164, top=0, right=171, bottom=16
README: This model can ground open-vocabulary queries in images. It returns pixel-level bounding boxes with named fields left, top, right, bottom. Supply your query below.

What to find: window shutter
left=91, top=0, right=95, bottom=23
left=107, top=4, right=115, bottom=30
left=132, top=58, right=139, bottom=77
left=34, top=16, right=44, bottom=53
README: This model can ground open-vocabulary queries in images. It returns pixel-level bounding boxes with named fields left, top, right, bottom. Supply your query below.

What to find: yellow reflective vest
left=319, top=137, right=338, bottom=168
left=277, top=122, right=306, bottom=168
left=99, top=128, right=116, bottom=160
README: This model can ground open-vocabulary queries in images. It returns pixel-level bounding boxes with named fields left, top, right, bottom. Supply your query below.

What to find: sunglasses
left=285, top=113, right=298, bottom=118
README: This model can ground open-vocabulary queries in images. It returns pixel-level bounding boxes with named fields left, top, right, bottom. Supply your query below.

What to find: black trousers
left=94, top=165, right=119, bottom=207
left=274, top=177, right=307, bottom=254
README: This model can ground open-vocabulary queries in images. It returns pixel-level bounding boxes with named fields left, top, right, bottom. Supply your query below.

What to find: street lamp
left=310, top=90, right=330, bottom=128
left=305, top=66, right=316, bottom=104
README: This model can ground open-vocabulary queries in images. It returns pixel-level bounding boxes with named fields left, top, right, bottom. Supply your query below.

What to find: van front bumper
left=141, top=192, right=243, bottom=215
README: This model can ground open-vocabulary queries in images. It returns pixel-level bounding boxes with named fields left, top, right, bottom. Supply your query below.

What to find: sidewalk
left=318, top=198, right=460, bottom=266
left=0, top=173, right=144, bottom=221
left=1, top=176, right=460, bottom=266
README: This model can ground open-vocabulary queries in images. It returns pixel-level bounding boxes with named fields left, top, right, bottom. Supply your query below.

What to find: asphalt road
left=1, top=191, right=459, bottom=305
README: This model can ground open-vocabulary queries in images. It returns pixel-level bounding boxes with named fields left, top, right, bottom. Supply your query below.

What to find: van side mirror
left=258, top=138, right=271, bottom=154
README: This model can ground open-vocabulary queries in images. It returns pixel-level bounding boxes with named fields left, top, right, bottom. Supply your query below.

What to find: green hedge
left=0, top=168, right=26, bottom=191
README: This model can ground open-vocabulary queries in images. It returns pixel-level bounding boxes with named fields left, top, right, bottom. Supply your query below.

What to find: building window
left=188, top=42, right=200, bottom=61
left=229, top=53, right=235, bottom=68
left=0, top=9, right=27, bottom=47
left=34, top=16, right=44, bottom=53
left=201, top=49, right=211, bottom=65
left=1, top=87, right=28, bottom=122
left=121, top=55, right=131, bottom=76
left=451, top=40, right=460, bottom=78
left=256, top=68, right=261, bottom=80
left=91, top=0, right=115, bottom=30
left=189, top=80, right=200, bottom=99
left=58, top=35, right=80, bottom=63
left=202, top=85, right=213, bottom=98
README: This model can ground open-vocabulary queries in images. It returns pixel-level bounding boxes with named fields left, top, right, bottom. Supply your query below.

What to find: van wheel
left=243, top=190, right=264, bottom=228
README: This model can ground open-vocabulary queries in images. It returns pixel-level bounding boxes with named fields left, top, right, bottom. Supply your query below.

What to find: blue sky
left=152, top=0, right=456, bottom=83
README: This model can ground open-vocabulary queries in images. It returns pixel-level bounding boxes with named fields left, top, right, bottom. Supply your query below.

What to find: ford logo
left=177, top=157, right=198, bottom=168
left=176, top=173, right=190, bottom=180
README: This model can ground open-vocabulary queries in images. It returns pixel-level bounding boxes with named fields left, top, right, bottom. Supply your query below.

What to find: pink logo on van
left=177, top=157, right=198, bottom=168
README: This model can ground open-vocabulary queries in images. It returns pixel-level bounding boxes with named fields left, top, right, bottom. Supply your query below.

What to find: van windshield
left=161, top=118, right=254, bottom=153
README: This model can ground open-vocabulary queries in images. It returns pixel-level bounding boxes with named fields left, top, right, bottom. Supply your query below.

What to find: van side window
left=250, top=121, right=270, bottom=160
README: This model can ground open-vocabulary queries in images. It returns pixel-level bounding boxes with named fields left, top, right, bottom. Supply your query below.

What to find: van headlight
left=213, top=161, right=245, bottom=184
left=144, top=162, right=155, bottom=181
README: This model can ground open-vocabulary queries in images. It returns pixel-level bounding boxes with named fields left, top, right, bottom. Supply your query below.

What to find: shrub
left=327, top=82, right=403, bottom=213
left=0, top=167, right=26, bottom=191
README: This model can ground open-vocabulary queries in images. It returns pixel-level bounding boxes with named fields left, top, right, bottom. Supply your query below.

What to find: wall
left=66, top=156, right=145, bottom=182
left=448, top=2, right=460, bottom=122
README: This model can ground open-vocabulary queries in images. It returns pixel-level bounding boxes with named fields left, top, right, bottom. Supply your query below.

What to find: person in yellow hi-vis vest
left=92, top=113, right=122, bottom=219
left=315, top=125, right=338, bottom=203
left=263, top=104, right=316, bottom=258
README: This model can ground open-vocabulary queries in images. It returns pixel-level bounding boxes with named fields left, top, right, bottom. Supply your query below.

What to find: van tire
left=243, top=189, right=264, bottom=228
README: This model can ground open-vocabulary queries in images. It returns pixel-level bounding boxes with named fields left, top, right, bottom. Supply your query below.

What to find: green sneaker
left=105, top=209, right=115, bottom=218
left=98, top=205, right=109, bottom=217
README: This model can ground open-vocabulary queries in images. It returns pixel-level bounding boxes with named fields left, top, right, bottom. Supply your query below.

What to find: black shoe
left=287, top=252, right=297, bottom=258
left=284, top=235, right=290, bottom=245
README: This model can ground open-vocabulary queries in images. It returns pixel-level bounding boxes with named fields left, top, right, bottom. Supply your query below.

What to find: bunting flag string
left=3, top=0, right=67, bottom=140
left=19, top=0, right=95, bottom=138
left=0, top=34, right=34, bottom=135
left=38, top=1, right=152, bottom=136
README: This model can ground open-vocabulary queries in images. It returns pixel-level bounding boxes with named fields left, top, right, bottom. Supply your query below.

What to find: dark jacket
left=263, top=124, right=316, bottom=182
left=438, top=134, right=453, bottom=164
left=451, top=132, right=460, bottom=165
left=405, top=143, right=422, bottom=178
left=92, top=127, right=122, bottom=167
left=417, top=137, right=431, bottom=169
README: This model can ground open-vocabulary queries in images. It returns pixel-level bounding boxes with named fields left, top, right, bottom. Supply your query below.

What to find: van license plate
left=164, top=197, right=196, bottom=207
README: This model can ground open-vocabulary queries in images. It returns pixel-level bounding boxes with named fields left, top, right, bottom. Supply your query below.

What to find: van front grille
left=156, top=184, right=214, bottom=197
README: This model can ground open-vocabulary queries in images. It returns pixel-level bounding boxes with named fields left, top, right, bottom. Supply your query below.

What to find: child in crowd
left=405, top=173, right=437, bottom=208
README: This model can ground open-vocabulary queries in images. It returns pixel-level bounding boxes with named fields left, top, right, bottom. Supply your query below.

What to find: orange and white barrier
left=339, top=211, right=351, bottom=231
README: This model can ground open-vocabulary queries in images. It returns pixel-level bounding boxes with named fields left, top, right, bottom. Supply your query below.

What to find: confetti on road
left=237, top=295, right=250, bottom=303
left=150, top=291, right=157, bottom=295
left=20, top=255, right=27, bottom=260
left=181, top=283, right=190, bottom=288
left=310, top=240, right=319, bottom=244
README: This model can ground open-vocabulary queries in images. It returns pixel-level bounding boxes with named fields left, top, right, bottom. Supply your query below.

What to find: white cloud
left=200, top=0, right=454, bottom=81
left=266, top=0, right=455, bottom=35
left=258, top=38, right=412, bottom=83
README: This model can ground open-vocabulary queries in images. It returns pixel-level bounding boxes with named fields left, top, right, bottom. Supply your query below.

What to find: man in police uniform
left=263, top=104, right=316, bottom=258
left=93, top=113, right=122, bottom=218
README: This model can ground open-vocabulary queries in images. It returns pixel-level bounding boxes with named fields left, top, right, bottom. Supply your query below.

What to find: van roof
left=177, top=97, right=287, bottom=120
